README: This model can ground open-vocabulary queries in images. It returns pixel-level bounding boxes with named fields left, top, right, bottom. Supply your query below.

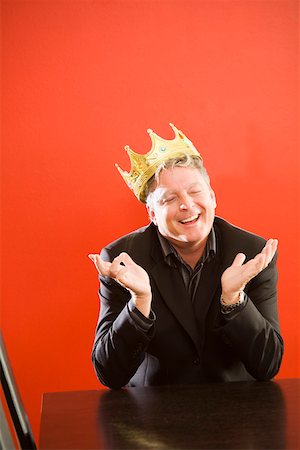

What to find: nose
left=179, top=193, right=194, bottom=210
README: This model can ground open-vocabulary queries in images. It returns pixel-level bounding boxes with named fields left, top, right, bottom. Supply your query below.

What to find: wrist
left=132, top=293, right=152, bottom=318
left=220, top=291, right=246, bottom=314
left=221, top=291, right=242, bottom=305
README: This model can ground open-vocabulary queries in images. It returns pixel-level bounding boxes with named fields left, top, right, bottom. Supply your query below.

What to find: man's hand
left=88, top=252, right=152, bottom=317
left=221, top=239, right=278, bottom=304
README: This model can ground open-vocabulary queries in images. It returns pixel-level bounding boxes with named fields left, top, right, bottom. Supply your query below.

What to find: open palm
left=221, top=239, right=278, bottom=298
left=88, top=252, right=151, bottom=298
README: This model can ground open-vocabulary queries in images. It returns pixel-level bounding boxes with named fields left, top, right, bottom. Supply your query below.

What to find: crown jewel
left=115, top=123, right=202, bottom=203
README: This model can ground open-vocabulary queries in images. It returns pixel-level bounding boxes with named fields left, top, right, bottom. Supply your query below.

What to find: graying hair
left=145, top=155, right=210, bottom=207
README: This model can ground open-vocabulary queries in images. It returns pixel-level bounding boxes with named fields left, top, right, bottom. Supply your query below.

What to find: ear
left=210, top=188, right=217, bottom=209
left=146, top=204, right=157, bottom=225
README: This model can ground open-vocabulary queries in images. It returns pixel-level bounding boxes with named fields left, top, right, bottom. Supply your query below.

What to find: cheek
left=157, top=210, right=174, bottom=229
left=201, top=197, right=216, bottom=211
left=165, top=212, right=179, bottom=230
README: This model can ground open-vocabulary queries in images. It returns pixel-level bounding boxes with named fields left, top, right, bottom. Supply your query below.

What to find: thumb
left=231, top=253, right=246, bottom=267
left=118, top=252, right=135, bottom=266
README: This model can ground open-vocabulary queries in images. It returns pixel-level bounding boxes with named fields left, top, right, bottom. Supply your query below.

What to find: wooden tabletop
left=39, top=378, right=299, bottom=449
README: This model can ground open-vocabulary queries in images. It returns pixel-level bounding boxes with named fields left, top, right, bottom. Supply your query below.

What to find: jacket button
left=193, top=357, right=200, bottom=365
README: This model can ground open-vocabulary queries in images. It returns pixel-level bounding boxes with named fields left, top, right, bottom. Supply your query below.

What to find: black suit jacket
left=92, top=217, right=283, bottom=388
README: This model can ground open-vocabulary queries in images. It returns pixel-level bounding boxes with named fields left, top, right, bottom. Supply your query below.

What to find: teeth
left=180, top=214, right=199, bottom=224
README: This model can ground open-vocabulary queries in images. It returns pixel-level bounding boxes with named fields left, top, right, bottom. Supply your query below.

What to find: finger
left=237, top=255, right=265, bottom=286
left=114, top=266, right=131, bottom=286
left=269, top=239, right=278, bottom=261
left=88, top=254, right=112, bottom=276
left=108, top=262, right=136, bottom=289
left=88, top=254, right=102, bottom=268
left=117, top=252, right=136, bottom=266
left=88, top=254, right=97, bottom=263
left=261, top=242, right=272, bottom=268
left=244, top=240, right=277, bottom=279
left=109, top=254, right=130, bottom=278
left=109, top=252, right=138, bottom=277
left=261, top=239, right=278, bottom=268
left=252, top=253, right=266, bottom=272
left=261, top=239, right=273, bottom=255
left=231, top=253, right=246, bottom=267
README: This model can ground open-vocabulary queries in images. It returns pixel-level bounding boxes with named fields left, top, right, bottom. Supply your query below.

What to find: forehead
left=155, top=166, right=207, bottom=191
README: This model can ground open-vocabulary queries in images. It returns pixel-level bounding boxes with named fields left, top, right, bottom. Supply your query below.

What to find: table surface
left=39, top=378, right=299, bottom=450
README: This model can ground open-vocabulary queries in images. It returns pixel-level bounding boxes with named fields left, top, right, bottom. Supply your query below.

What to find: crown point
left=169, top=123, right=178, bottom=132
left=124, top=145, right=130, bottom=151
left=147, top=128, right=153, bottom=134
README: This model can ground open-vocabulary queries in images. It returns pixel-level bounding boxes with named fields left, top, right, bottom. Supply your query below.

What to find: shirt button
left=193, top=357, right=200, bottom=365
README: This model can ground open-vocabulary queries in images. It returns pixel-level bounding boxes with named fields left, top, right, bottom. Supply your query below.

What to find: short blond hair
left=145, top=155, right=210, bottom=207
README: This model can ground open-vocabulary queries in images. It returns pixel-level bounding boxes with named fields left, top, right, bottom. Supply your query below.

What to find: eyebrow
left=155, top=182, right=204, bottom=200
left=158, top=182, right=203, bottom=194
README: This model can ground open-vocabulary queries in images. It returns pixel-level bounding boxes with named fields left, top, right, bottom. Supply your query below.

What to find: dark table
left=39, top=378, right=299, bottom=449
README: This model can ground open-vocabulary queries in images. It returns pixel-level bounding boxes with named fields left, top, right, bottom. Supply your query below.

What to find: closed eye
left=189, top=190, right=202, bottom=195
left=161, top=196, right=176, bottom=204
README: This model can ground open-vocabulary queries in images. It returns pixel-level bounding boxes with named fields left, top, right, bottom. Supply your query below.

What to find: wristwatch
left=220, top=291, right=245, bottom=314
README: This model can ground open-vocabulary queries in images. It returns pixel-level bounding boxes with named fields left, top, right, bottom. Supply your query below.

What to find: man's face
left=147, top=166, right=216, bottom=251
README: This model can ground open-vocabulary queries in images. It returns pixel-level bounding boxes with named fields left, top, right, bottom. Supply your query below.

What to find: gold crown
left=115, top=123, right=202, bottom=203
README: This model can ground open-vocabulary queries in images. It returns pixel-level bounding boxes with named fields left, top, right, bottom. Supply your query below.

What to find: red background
left=2, top=0, right=299, bottom=441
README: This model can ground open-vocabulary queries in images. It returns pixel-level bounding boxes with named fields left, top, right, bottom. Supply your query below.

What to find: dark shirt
left=157, top=228, right=216, bottom=303
left=129, top=227, right=216, bottom=329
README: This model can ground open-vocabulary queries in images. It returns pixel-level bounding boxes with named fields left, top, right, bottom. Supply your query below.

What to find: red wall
left=2, top=0, right=299, bottom=441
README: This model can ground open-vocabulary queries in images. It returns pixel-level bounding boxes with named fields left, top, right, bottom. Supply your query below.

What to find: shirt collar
left=157, top=226, right=216, bottom=267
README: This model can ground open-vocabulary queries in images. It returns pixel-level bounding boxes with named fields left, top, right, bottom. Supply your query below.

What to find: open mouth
left=179, top=214, right=200, bottom=225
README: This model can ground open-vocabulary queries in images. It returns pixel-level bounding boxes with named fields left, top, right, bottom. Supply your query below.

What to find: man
left=89, top=123, right=283, bottom=389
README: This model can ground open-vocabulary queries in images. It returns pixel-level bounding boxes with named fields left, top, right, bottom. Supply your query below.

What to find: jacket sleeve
left=91, top=247, right=155, bottom=389
left=217, top=253, right=284, bottom=380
